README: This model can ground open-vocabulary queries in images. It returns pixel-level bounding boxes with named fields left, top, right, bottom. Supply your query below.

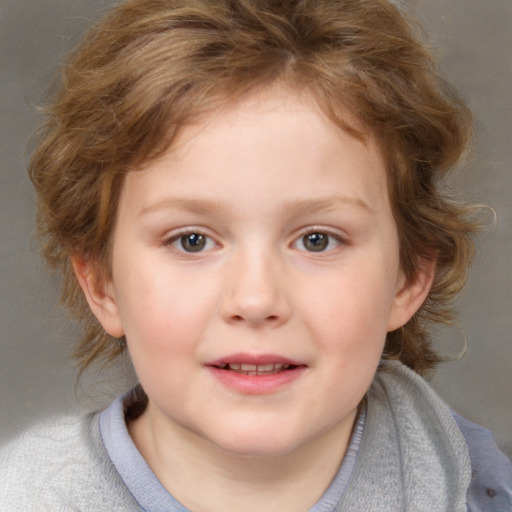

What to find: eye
left=294, top=231, right=342, bottom=253
left=168, top=232, right=216, bottom=253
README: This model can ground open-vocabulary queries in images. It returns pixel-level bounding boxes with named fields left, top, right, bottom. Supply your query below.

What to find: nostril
left=228, top=313, right=280, bottom=324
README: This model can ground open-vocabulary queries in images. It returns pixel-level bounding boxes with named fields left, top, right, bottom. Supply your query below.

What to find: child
left=1, top=0, right=511, bottom=510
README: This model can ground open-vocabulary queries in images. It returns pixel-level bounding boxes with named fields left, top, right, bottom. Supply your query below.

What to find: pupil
left=304, top=233, right=328, bottom=252
left=181, top=234, right=205, bottom=252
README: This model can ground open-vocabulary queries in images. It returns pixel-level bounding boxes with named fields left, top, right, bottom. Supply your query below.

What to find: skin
left=75, top=87, right=433, bottom=511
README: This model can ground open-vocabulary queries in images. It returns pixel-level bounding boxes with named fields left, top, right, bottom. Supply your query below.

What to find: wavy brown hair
left=29, top=0, right=479, bottom=376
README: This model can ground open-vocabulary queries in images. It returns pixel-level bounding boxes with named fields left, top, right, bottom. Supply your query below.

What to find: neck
left=129, top=404, right=357, bottom=512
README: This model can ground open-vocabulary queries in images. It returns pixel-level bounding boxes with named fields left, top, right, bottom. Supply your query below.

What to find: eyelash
left=292, top=228, right=346, bottom=253
left=163, top=227, right=347, bottom=256
left=164, top=229, right=218, bottom=254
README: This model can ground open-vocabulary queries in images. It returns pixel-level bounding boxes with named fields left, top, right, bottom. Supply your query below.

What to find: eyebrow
left=138, top=195, right=373, bottom=218
left=138, top=198, right=227, bottom=217
left=283, top=196, right=373, bottom=216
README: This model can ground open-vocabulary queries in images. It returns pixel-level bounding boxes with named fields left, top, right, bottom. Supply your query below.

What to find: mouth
left=205, top=355, right=307, bottom=394
left=210, top=362, right=299, bottom=376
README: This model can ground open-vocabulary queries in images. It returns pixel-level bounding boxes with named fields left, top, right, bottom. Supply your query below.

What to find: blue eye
left=170, top=233, right=216, bottom=253
left=294, top=232, right=341, bottom=252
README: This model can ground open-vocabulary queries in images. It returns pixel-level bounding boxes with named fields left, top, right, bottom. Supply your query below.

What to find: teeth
left=223, top=363, right=293, bottom=373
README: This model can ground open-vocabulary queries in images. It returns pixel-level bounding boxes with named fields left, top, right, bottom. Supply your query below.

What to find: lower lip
left=207, top=366, right=306, bottom=394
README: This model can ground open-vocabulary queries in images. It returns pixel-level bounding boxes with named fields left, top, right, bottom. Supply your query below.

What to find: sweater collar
left=336, top=362, right=471, bottom=512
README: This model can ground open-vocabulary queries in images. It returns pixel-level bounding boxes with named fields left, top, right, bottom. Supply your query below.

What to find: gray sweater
left=1, top=362, right=510, bottom=511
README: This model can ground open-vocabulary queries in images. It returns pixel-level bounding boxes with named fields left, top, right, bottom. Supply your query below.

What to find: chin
left=217, top=440, right=299, bottom=459
left=205, top=427, right=309, bottom=459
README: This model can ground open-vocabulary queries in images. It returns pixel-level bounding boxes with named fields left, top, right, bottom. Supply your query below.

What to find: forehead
left=121, top=87, right=389, bottom=217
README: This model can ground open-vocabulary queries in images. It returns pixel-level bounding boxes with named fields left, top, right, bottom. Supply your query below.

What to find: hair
left=29, top=0, right=479, bottom=376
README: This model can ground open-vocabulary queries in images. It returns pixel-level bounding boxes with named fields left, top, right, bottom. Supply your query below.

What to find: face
left=81, top=88, right=429, bottom=458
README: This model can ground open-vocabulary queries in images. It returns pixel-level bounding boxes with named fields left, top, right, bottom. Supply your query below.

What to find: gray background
left=1, top=0, right=511, bottom=457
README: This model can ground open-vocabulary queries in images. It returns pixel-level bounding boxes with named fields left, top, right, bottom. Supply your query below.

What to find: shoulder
left=1, top=414, right=92, bottom=460
left=0, top=415, right=90, bottom=487
left=453, top=412, right=512, bottom=512
left=0, top=413, right=139, bottom=511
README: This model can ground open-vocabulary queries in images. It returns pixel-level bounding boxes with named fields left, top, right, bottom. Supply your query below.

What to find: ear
left=387, top=259, right=435, bottom=332
left=72, top=256, right=125, bottom=338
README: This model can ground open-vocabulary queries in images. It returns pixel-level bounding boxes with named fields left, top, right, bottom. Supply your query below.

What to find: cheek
left=299, top=264, right=396, bottom=357
left=113, top=263, right=219, bottom=358
left=116, top=275, right=203, bottom=399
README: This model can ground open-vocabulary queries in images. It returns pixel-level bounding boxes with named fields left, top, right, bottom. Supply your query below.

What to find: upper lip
left=205, top=353, right=305, bottom=368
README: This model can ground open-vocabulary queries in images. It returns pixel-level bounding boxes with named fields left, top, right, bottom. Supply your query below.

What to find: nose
left=220, top=249, right=291, bottom=328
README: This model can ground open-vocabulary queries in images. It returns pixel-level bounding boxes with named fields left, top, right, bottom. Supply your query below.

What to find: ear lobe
left=387, top=259, right=436, bottom=332
left=72, top=256, right=125, bottom=338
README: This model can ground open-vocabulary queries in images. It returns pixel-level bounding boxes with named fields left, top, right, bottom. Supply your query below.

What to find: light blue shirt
left=99, top=389, right=365, bottom=511
left=99, top=387, right=512, bottom=511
